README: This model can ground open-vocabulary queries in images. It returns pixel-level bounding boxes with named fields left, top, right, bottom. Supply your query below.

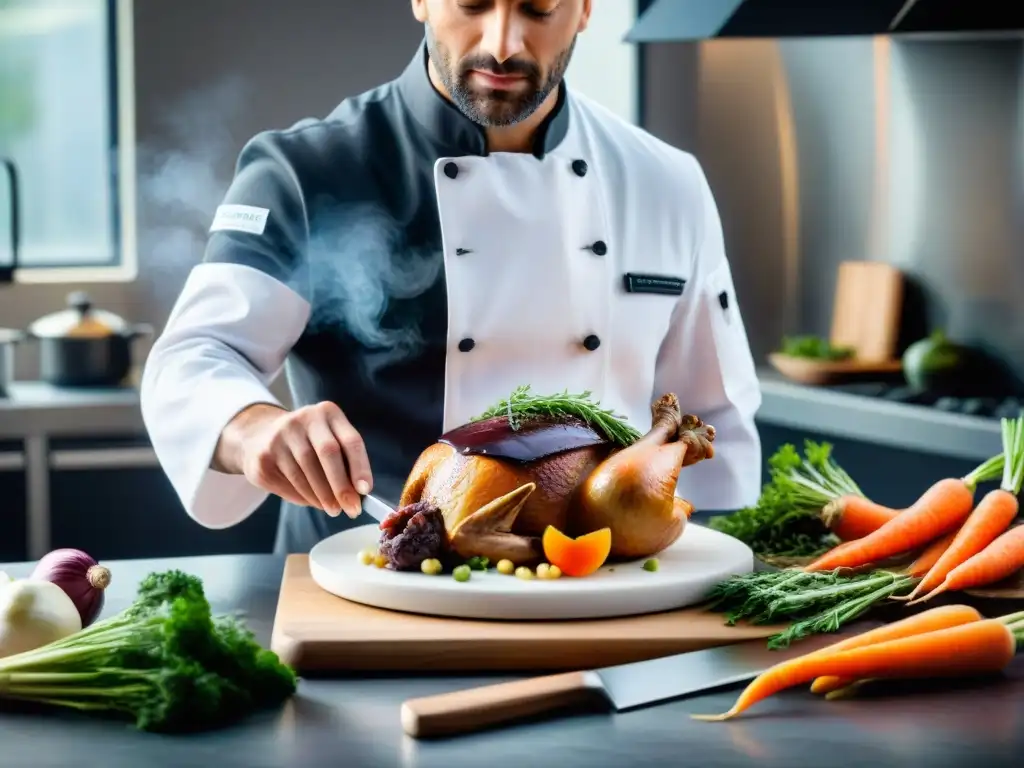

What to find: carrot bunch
left=902, top=414, right=1024, bottom=603
left=802, top=417, right=1019, bottom=577
left=693, top=603, right=1024, bottom=721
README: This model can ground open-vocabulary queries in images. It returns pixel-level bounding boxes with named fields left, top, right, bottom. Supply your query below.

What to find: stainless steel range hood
left=625, top=0, right=1024, bottom=42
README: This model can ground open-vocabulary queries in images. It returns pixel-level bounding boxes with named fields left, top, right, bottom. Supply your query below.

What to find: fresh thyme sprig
left=706, top=568, right=917, bottom=648
left=472, top=385, right=643, bottom=447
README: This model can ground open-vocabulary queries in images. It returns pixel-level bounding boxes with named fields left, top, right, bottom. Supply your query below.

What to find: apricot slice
left=541, top=526, right=612, bottom=577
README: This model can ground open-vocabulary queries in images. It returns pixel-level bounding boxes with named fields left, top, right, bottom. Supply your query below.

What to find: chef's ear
left=577, top=0, right=592, bottom=32
left=411, top=0, right=428, bottom=23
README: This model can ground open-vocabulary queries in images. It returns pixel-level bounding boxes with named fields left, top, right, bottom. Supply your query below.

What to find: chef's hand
left=213, top=402, right=373, bottom=518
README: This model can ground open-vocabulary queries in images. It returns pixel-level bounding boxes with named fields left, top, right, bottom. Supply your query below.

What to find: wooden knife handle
left=400, top=671, right=603, bottom=739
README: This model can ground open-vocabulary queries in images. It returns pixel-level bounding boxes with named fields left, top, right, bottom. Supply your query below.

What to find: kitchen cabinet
left=0, top=441, right=27, bottom=562
left=46, top=436, right=280, bottom=561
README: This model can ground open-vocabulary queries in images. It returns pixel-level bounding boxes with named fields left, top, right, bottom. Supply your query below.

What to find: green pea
left=642, top=558, right=659, bottom=572
left=453, top=564, right=472, bottom=582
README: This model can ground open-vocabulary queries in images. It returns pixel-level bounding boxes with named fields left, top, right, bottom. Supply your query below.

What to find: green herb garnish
left=706, top=568, right=917, bottom=648
left=473, top=385, right=642, bottom=447
left=0, top=569, right=296, bottom=732
left=780, top=335, right=855, bottom=361
left=708, top=440, right=864, bottom=559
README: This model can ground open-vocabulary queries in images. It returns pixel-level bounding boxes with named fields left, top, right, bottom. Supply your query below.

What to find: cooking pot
left=27, top=292, right=153, bottom=387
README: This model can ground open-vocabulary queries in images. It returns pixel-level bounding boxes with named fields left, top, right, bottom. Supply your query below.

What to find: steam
left=136, top=76, right=443, bottom=377
left=295, top=200, right=444, bottom=375
left=136, top=75, right=251, bottom=286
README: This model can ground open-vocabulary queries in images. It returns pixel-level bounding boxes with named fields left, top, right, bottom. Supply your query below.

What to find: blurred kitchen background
left=0, top=0, right=1021, bottom=562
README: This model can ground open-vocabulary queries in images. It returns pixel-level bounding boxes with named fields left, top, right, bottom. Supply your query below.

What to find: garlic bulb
left=0, top=578, right=82, bottom=659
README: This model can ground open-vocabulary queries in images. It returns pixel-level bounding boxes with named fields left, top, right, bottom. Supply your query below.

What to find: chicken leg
left=574, top=394, right=715, bottom=559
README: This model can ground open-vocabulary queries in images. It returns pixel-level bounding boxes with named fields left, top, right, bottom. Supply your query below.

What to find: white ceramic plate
left=308, top=522, right=754, bottom=621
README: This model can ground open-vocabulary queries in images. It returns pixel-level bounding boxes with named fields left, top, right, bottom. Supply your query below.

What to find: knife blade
left=400, top=633, right=846, bottom=739
left=361, top=493, right=397, bottom=523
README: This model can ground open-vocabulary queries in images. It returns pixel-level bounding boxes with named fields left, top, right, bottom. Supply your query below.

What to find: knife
left=361, top=493, right=398, bottom=523
left=400, top=633, right=847, bottom=739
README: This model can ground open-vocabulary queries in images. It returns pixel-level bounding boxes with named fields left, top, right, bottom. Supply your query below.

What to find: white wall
left=566, top=1, right=638, bottom=124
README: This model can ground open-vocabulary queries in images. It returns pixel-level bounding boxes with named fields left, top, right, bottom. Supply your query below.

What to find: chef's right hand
left=214, top=402, right=372, bottom=518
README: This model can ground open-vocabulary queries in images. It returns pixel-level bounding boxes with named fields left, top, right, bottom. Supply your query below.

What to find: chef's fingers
left=276, top=450, right=327, bottom=512
left=287, top=434, right=342, bottom=516
left=248, top=445, right=316, bottom=507
left=328, top=411, right=373, bottom=499
left=307, top=418, right=359, bottom=517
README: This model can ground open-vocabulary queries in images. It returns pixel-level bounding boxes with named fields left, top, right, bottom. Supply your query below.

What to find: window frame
left=13, top=0, right=138, bottom=284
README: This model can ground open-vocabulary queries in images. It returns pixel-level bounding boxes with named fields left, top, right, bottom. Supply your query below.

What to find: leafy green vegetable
left=706, top=568, right=917, bottom=648
left=473, top=385, right=642, bottom=447
left=0, top=569, right=296, bottom=732
left=780, top=335, right=854, bottom=361
left=708, top=441, right=864, bottom=559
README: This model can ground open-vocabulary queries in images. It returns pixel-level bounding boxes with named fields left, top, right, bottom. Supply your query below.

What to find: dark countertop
left=0, top=553, right=1021, bottom=768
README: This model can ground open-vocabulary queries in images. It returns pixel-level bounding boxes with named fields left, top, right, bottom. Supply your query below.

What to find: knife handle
left=400, top=671, right=603, bottom=739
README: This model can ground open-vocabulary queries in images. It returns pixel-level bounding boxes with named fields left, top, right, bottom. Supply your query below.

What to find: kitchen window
left=0, top=0, right=136, bottom=283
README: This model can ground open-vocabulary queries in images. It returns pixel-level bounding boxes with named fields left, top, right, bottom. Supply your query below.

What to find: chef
left=140, top=0, right=764, bottom=555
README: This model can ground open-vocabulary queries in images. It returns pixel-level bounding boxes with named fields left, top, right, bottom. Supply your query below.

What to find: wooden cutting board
left=830, top=260, right=904, bottom=363
left=270, top=555, right=785, bottom=673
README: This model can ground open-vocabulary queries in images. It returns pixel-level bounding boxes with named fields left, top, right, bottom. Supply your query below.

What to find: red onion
left=30, top=548, right=110, bottom=627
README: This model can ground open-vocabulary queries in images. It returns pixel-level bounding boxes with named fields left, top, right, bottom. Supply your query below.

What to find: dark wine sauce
left=439, top=416, right=609, bottom=463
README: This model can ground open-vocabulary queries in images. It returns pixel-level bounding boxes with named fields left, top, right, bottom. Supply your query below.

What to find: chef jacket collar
left=396, top=39, right=570, bottom=160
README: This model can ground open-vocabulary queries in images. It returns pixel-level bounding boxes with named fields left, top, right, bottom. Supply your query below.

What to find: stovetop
left=825, top=381, right=1022, bottom=420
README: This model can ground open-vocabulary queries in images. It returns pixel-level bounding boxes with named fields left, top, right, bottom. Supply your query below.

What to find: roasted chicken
left=387, top=391, right=715, bottom=567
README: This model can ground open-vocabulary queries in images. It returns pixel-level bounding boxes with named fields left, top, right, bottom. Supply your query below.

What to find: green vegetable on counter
left=0, top=570, right=296, bottom=732
left=779, top=335, right=855, bottom=361
left=708, top=441, right=865, bottom=561
left=642, top=558, right=659, bottom=572
left=902, top=330, right=971, bottom=394
left=453, top=564, right=472, bottom=582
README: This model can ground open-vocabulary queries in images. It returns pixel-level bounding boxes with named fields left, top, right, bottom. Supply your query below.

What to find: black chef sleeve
left=203, top=130, right=310, bottom=286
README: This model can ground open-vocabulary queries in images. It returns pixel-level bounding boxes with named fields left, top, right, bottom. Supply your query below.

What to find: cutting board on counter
left=830, top=260, right=904, bottom=362
left=269, top=555, right=784, bottom=673
left=770, top=260, right=905, bottom=385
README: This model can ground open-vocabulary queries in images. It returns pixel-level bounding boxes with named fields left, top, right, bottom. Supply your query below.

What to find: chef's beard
left=426, top=28, right=575, bottom=127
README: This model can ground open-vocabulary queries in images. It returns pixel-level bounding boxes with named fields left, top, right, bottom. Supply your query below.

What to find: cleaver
left=400, top=633, right=844, bottom=739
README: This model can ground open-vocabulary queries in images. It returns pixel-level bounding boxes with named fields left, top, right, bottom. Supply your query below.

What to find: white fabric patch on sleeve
left=210, top=204, right=270, bottom=235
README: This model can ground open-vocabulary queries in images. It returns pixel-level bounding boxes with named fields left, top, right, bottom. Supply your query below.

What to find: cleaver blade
left=400, top=633, right=845, bottom=739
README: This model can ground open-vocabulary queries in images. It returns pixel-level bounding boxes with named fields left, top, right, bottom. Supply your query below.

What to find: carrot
left=821, top=495, right=899, bottom=540
left=807, top=603, right=983, bottom=695
left=903, top=530, right=959, bottom=578
left=802, top=451, right=1005, bottom=573
left=914, top=524, right=1024, bottom=601
left=904, top=416, right=1024, bottom=604
left=693, top=616, right=1021, bottom=721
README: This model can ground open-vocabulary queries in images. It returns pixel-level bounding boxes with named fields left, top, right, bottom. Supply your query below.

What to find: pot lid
left=29, top=291, right=129, bottom=338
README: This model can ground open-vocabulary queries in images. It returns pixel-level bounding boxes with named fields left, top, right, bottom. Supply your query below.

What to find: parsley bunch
left=0, top=570, right=296, bottom=732
left=709, top=441, right=864, bottom=560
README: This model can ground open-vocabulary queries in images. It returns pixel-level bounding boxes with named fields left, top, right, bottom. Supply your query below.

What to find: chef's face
left=412, top=0, right=591, bottom=127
